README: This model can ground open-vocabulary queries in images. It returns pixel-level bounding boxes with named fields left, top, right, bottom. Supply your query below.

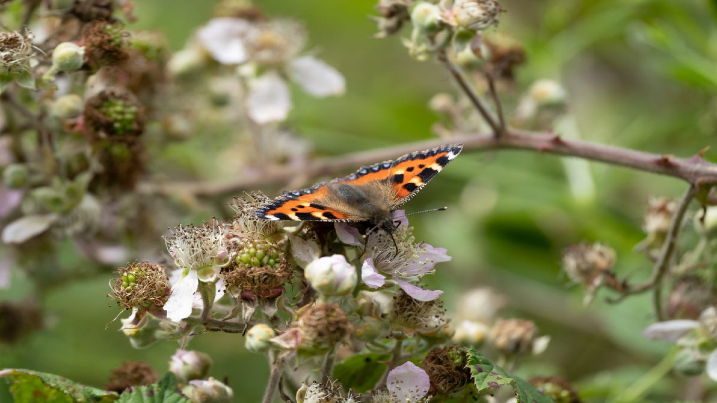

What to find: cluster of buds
left=109, top=261, right=170, bottom=312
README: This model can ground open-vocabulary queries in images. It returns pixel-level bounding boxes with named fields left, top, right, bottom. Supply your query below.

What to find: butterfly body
left=257, top=143, right=463, bottom=231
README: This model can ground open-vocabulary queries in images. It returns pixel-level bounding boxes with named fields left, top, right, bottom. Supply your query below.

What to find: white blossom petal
left=247, top=71, right=292, bottom=123
left=289, top=234, right=320, bottom=266
left=288, top=56, right=345, bottom=97
left=707, top=349, right=717, bottom=381
left=164, top=270, right=199, bottom=322
left=335, top=223, right=363, bottom=246
left=387, top=362, right=430, bottom=402
left=361, top=258, right=386, bottom=288
left=2, top=214, right=57, bottom=244
left=197, top=18, right=252, bottom=65
left=395, top=279, right=443, bottom=301
left=642, top=320, right=699, bottom=342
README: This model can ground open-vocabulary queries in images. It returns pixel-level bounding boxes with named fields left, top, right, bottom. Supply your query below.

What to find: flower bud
left=673, top=348, right=705, bottom=377
left=245, top=324, right=276, bottom=353
left=411, top=2, right=442, bottom=33
left=181, top=377, right=233, bottom=403
left=305, top=254, right=357, bottom=297
left=169, top=349, right=213, bottom=384
left=453, top=0, right=503, bottom=31
left=52, top=42, right=85, bottom=73
left=3, top=163, right=29, bottom=189
left=529, top=79, right=566, bottom=107
left=353, top=316, right=388, bottom=342
left=48, top=94, right=84, bottom=120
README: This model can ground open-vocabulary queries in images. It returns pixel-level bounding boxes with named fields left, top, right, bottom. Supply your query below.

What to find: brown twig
left=139, top=131, right=717, bottom=197
left=485, top=72, right=507, bottom=138
left=262, top=351, right=286, bottom=403
left=437, top=51, right=502, bottom=135
left=608, top=186, right=696, bottom=318
left=374, top=337, right=403, bottom=391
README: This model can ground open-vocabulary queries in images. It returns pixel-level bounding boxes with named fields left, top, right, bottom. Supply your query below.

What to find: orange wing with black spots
left=256, top=143, right=463, bottom=222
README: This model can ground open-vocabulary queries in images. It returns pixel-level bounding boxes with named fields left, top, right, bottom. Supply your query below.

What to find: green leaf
left=466, top=348, right=554, bottom=403
left=117, top=373, right=190, bottom=403
left=0, top=368, right=118, bottom=402
left=332, top=353, right=388, bottom=393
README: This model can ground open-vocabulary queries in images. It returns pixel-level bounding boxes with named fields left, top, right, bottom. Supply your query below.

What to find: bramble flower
left=361, top=223, right=450, bottom=301
left=372, top=361, right=431, bottom=403
left=169, top=349, right=213, bottom=384
left=296, top=380, right=355, bottom=403
left=305, top=254, right=357, bottom=297
left=439, top=0, right=504, bottom=31
left=181, top=377, right=234, bottom=403
left=391, top=289, right=448, bottom=335
left=196, top=17, right=345, bottom=123
left=228, top=192, right=283, bottom=238
left=643, top=307, right=717, bottom=380
left=0, top=30, right=36, bottom=91
left=163, top=220, right=228, bottom=322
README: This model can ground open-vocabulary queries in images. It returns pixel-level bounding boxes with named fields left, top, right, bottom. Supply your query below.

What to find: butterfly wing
left=385, top=143, right=463, bottom=208
left=256, top=183, right=359, bottom=221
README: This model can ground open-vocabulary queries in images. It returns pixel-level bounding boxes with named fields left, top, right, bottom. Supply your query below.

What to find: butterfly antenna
left=360, top=223, right=382, bottom=258
left=405, top=206, right=448, bottom=217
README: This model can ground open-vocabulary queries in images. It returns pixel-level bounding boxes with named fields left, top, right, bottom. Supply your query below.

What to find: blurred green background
left=2, top=0, right=717, bottom=401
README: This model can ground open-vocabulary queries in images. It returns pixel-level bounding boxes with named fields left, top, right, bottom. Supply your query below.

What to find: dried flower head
left=482, top=33, right=526, bottom=80
left=0, top=30, right=36, bottom=89
left=667, top=276, right=716, bottom=320
left=105, top=361, right=159, bottom=393
left=222, top=237, right=291, bottom=292
left=447, top=0, right=504, bottom=31
left=489, top=318, right=545, bottom=355
left=421, top=346, right=472, bottom=396
left=70, top=0, right=114, bottom=22
left=373, top=0, right=412, bottom=38
left=296, top=380, right=352, bottom=403
left=298, top=303, right=353, bottom=351
left=81, top=20, right=129, bottom=69
left=84, top=88, right=145, bottom=138
left=228, top=192, right=283, bottom=238
left=562, top=242, right=616, bottom=284
left=638, top=197, right=677, bottom=252
left=529, top=377, right=582, bottom=403
left=110, top=261, right=170, bottom=311
left=391, top=289, right=448, bottom=335
left=165, top=219, right=227, bottom=280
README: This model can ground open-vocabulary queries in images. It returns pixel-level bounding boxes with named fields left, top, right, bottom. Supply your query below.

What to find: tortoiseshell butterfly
left=257, top=144, right=463, bottom=231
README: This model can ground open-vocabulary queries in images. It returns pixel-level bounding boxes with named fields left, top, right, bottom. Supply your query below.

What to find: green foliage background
left=2, top=0, right=717, bottom=401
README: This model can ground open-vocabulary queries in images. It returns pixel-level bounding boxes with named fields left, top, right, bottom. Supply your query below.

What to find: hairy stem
left=375, top=338, right=403, bottom=391
left=321, top=346, right=337, bottom=382
left=437, top=51, right=501, bottom=135
left=262, top=351, right=285, bottom=403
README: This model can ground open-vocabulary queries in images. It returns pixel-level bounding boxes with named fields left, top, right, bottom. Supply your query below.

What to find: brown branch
left=485, top=72, right=507, bottom=138
left=608, top=185, right=696, bottom=318
left=139, top=130, right=717, bottom=197
left=437, top=51, right=502, bottom=135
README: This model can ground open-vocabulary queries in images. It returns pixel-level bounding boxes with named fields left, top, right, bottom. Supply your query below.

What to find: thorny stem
left=183, top=317, right=248, bottom=333
left=437, top=51, right=502, bottom=135
left=140, top=131, right=717, bottom=197
left=262, top=351, right=285, bottom=403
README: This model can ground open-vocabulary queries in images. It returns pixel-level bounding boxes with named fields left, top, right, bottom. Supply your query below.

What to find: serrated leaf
left=0, top=368, right=118, bottom=402
left=466, top=348, right=554, bottom=403
left=332, top=353, right=388, bottom=393
left=117, top=373, right=190, bottom=403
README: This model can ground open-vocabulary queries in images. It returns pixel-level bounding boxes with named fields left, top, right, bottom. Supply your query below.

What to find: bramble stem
left=262, top=351, right=285, bottom=403
left=140, top=131, right=717, bottom=197
left=375, top=337, right=403, bottom=391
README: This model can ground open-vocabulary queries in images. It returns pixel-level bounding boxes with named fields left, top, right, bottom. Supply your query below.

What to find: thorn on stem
left=655, top=155, right=676, bottom=167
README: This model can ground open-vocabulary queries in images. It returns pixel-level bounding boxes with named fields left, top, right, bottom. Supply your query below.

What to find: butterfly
left=257, top=143, right=464, bottom=232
